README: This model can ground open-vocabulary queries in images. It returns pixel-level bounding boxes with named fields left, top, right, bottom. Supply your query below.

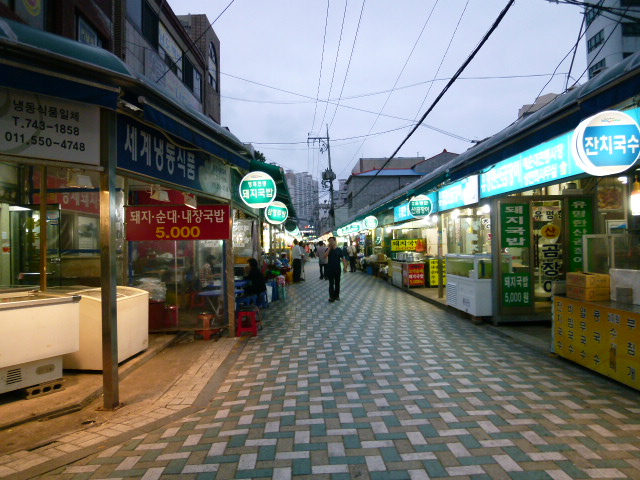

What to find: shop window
left=77, top=15, right=103, bottom=47
left=183, top=57, right=202, bottom=100
left=159, top=22, right=183, bottom=79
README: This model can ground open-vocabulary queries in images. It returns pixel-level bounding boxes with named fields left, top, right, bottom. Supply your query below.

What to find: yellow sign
left=553, top=296, right=640, bottom=391
left=391, top=239, right=419, bottom=251
left=540, top=223, right=561, bottom=239
left=428, top=258, right=446, bottom=286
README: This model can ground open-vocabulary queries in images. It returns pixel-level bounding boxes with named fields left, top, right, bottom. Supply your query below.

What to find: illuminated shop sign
left=409, top=193, right=437, bottom=217
left=362, top=215, right=379, bottom=229
left=480, top=108, right=640, bottom=198
left=438, top=175, right=478, bottom=211
left=394, top=203, right=414, bottom=222
left=265, top=201, right=288, bottom=225
left=572, top=110, right=640, bottom=176
left=126, top=205, right=230, bottom=241
left=238, top=171, right=277, bottom=208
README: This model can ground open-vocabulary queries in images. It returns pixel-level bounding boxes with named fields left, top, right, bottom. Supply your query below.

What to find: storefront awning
left=249, top=159, right=298, bottom=220
left=0, top=18, right=131, bottom=109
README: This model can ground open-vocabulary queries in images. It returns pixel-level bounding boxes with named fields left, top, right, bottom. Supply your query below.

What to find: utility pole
left=308, top=125, right=336, bottom=231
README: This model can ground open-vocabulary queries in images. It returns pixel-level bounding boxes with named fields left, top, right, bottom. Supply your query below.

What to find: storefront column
left=99, top=109, right=120, bottom=409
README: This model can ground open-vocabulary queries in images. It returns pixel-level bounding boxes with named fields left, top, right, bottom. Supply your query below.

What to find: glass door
left=9, top=205, right=61, bottom=287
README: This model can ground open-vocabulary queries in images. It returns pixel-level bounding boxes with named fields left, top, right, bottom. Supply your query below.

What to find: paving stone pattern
left=22, top=264, right=640, bottom=478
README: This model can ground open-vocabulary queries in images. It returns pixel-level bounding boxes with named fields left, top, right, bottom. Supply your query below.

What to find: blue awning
left=0, top=18, right=132, bottom=109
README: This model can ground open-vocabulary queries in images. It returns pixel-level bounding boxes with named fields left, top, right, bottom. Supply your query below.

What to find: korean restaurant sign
left=500, top=203, right=530, bottom=249
left=438, top=175, right=478, bottom=211
left=265, top=201, right=288, bottom=225
left=409, top=194, right=436, bottom=217
left=362, top=215, right=379, bottom=229
left=394, top=203, right=415, bottom=222
left=125, top=205, right=230, bottom=241
left=502, top=273, right=532, bottom=307
left=480, top=107, right=640, bottom=198
left=117, top=116, right=232, bottom=200
left=572, top=110, right=640, bottom=176
left=567, top=197, right=593, bottom=271
left=0, top=87, right=100, bottom=165
left=239, top=171, right=276, bottom=208
left=336, top=221, right=362, bottom=236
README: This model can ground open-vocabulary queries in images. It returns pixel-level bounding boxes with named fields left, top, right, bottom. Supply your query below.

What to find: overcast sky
left=173, top=0, right=587, bottom=202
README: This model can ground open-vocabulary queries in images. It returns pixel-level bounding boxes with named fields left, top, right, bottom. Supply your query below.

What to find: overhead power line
left=348, top=0, right=516, bottom=205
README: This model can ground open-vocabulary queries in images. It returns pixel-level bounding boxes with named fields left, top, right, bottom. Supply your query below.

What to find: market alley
left=13, top=262, right=640, bottom=479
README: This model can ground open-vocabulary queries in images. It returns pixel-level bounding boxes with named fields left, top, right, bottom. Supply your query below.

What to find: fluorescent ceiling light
left=149, top=185, right=170, bottom=202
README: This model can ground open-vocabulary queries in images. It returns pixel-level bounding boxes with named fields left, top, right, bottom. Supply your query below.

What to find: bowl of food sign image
left=239, top=171, right=277, bottom=208
left=572, top=110, right=640, bottom=176
left=265, top=201, right=288, bottom=225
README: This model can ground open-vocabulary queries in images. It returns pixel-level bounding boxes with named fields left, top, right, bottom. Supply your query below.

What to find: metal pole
left=100, top=109, right=120, bottom=410
left=39, top=166, right=47, bottom=291
left=326, top=125, right=335, bottom=231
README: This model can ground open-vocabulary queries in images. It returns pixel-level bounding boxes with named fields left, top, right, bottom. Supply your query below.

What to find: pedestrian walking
left=316, top=241, right=328, bottom=280
left=291, top=239, right=304, bottom=282
left=347, top=242, right=357, bottom=272
left=324, top=236, right=347, bottom=302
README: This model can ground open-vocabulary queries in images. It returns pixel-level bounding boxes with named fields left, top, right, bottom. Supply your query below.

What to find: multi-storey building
left=585, top=0, right=640, bottom=78
left=285, top=170, right=319, bottom=230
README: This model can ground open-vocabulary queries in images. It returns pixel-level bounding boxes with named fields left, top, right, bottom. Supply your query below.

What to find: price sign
left=125, top=205, right=230, bottom=241
left=265, top=201, right=288, bottom=225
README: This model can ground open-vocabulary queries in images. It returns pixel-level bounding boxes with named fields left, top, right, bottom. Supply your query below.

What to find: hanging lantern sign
left=573, top=110, right=640, bottom=176
left=265, top=201, right=288, bottom=225
left=362, top=215, right=378, bottom=230
left=239, top=171, right=276, bottom=208
left=409, top=195, right=434, bottom=217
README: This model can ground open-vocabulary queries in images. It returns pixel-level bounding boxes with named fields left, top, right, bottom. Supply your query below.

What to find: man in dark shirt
left=324, top=236, right=348, bottom=302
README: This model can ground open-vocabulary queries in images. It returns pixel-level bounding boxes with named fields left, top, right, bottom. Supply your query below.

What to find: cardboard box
left=566, top=272, right=610, bottom=289
left=566, top=285, right=610, bottom=302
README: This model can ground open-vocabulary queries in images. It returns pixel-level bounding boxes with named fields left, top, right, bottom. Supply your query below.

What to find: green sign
left=337, top=222, right=362, bottom=236
left=363, top=215, right=378, bottom=229
left=502, top=273, right=532, bottom=307
left=265, top=201, right=288, bottom=225
left=409, top=195, right=433, bottom=217
left=239, top=171, right=276, bottom=208
left=568, top=197, right=593, bottom=271
left=501, top=203, right=530, bottom=249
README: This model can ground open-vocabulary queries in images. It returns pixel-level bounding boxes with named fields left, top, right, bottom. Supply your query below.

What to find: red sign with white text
left=126, top=205, right=230, bottom=241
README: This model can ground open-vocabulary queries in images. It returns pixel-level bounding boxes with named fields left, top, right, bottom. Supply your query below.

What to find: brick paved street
left=6, top=262, right=640, bottom=479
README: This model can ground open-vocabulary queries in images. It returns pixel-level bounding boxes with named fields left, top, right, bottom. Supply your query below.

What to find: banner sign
left=391, top=239, right=419, bottom=251
left=0, top=87, right=100, bottom=165
left=265, top=201, right=288, bottom=225
left=117, top=116, right=232, bottom=199
left=573, top=110, right=640, bottom=176
left=404, top=263, right=425, bottom=287
left=438, top=175, right=478, bottom=211
left=125, top=205, right=230, bottom=241
left=502, top=273, right=533, bottom=307
left=239, top=171, right=276, bottom=208
left=480, top=107, right=640, bottom=198
left=568, top=197, right=593, bottom=271
left=409, top=193, right=436, bottom=217
left=500, top=203, right=530, bottom=249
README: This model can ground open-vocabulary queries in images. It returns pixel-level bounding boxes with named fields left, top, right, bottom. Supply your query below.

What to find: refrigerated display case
left=50, top=286, right=149, bottom=370
left=445, top=253, right=492, bottom=316
left=0, top=289, right=80, bottom=393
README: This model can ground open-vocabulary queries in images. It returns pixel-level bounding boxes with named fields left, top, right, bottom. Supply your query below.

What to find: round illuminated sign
left=409, top=195, right=434, bottom=217
left=265, top=201, right=288, bottom=225
left=239, top=171, right=276, bottom=208
left=540, top=223, right=561, bottom=239
left=363, top=215, right=378, bottom=229
left=573, top=110, right=640, bottom=176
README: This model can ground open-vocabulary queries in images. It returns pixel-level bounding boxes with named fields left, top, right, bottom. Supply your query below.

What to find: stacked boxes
left=566, top=272, right=610, bottom=302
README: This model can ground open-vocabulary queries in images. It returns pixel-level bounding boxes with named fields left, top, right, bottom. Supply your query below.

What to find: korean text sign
left=125, top=205, right=230, bottom=241
left=568, top=197, right=593, bottom=271
left=500, top=203, right=530, bottom=249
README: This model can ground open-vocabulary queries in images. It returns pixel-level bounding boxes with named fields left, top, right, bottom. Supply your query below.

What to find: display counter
left=552, top=295, right=640, bottom=391
left=446, top=254, right=492, bottom=317
left=0, top=291, right=81, bottom=393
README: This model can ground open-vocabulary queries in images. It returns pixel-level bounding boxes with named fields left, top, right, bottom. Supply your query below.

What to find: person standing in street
left=316, top=241, right=328, bottom=280
left=324, top=236, right=347, bottom=302
left=347, top=242, right=357, bottom=272
left=291, top=239, right=304, bottom=282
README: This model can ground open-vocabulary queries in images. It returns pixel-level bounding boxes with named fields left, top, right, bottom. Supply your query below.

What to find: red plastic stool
left=237, top=309, right=258, bottom=337
left=189, top=291, right=205, bottom=309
